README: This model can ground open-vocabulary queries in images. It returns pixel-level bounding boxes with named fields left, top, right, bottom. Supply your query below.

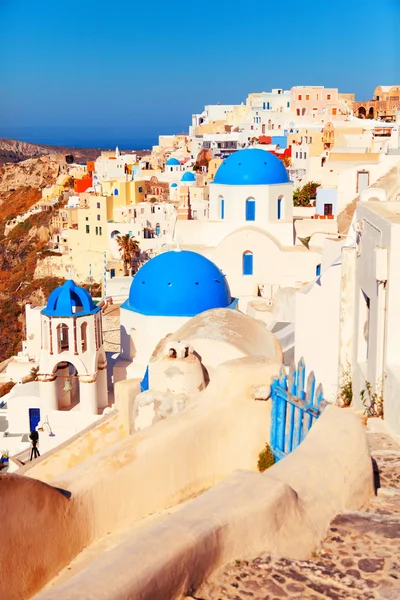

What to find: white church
left=172, top=148, right=321, bottom=298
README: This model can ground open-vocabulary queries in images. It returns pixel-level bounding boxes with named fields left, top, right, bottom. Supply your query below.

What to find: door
left=357, top=171, right=369, bottom=194
left=324, top=203, right=333, bottom=216
left=29, top=408, right=41, bottom=433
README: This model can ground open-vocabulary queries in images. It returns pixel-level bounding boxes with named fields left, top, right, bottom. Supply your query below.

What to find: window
left=310, top=136, right=313, bottom=143
left=306, top=95, right=310, bottom=100
left=245, top=198, right=256, bottom=221
left=359, top=291, right=370, bottom=361
left=327, top=94, right=331, bottom=100
left=57, top=323, right=69, bottom=352
left=114, top=189, right=119, bottom=195
left=295, top=152, right=298, bottom=159
left=324, top=203, right=333, bottom=216
left=95, top=227, right=98, bottom=235
left=332, top=108, right=337, bottom=115
left=97, top=202, right=100, bottom=208
left=287, top=102, right=290, bottom=108
left=99, top=227, right=102, bottom=235
left=316, top=264, right=321, bottom=277
left=277, top=196, right=284, bottom=220
left=219, top=197, right=225, bottom=219
left=300, top=152, right=303, bottom=159
left=97, top=215, right=101, bottom=221
left=86, top=225, right=90, bottom=233
left=304, top=152, right=307, bottom=159
left=298, top=95, right=302, bottom=100
left=110, top=268, right=116, bottom=278
left=85, top=217, right=89, bottom=221
left=243, top=251, right=253, bottom=275
left=138, top=186, right=143, bottom=193
left=42, top=320, right=48, bottom=351
left=81, top=322, right=88, bottom=352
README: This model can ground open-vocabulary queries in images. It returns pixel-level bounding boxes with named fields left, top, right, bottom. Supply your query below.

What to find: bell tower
left=38, top=280, right=108, bottom=415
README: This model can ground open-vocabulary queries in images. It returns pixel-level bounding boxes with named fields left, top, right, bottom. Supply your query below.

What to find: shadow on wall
left=0, top=474, right=90, bottom=600
left=6, top=356, right=281, bottom=600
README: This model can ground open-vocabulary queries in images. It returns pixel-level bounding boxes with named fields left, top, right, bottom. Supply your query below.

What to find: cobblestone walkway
left=186, top=432, right=400, bottom=600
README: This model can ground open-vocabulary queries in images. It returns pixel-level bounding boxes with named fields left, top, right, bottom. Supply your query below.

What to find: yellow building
left=288, top=128, right=324, bottom=157
left=101, top=180, right=145, bottom=206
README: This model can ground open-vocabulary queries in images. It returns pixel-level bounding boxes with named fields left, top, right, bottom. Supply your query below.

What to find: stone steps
left=187, top=434, right=400, bottom=600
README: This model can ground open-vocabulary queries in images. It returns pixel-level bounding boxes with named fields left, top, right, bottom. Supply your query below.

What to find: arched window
left=219, top=196, right=225, bottom=219
left=42, top=320, right=48, bottom=351
left=243, top=251, right=253, bottom=276
left=301, top=108, right=306, bottom=116
left=111, top=230, right=121, bottom=239
left=245, top=198, right=256, bottom=221
left=277, top=196, right=284, bottom=220
left=81, top=322, right=88, bottom=352
left=296, top=109, right=300, bottom=116
left=155, top=223, right=160, bottom=236
left=57, top=323, right=69, bottom=352
left=114, top=189, right=119, bottom=196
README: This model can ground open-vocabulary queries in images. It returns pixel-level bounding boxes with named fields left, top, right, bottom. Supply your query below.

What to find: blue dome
left=213, top=148, right=290, bottom=186
left=170, top=183, right=178, bottom=188
left=123, top=250, right=233, bottom=317
left=42, top=280, right=99, bottom=318
left=181, top=171, right=196, bottom=182
left=166, top=157, right=180, bottom=166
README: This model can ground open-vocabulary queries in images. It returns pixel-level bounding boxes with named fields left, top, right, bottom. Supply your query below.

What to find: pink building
left=291, top=86, right=351, bottom=121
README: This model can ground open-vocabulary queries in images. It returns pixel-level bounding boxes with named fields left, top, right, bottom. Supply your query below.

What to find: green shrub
left=337, top=363, right=353, bottom=407
left=257, top=443, right=275, bottom=472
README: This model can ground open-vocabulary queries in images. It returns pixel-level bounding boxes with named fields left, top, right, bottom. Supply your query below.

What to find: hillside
left=0, top=155, right=71, bottom=360
left=0, top=137, right=147, bottom=166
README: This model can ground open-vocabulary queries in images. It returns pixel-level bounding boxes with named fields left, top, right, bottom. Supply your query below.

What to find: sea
left=0, top=126, right=159, bottom=151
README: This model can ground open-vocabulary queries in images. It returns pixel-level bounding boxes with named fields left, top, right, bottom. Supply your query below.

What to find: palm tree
left=116, top=234, right=140, bottom=276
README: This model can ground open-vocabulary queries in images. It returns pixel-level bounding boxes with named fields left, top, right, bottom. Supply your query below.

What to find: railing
left=270, top=358, right=325, bottom=461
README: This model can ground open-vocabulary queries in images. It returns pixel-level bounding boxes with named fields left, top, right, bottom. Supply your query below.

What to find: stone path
left=186, top=432, right=400, bottom=600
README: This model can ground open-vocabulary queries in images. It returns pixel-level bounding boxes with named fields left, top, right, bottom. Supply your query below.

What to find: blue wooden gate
left=270, top=358, right=325, bottom=461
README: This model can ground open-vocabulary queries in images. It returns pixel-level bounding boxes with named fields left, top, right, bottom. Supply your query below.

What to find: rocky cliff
left=0, top=137, right=104, bottom=166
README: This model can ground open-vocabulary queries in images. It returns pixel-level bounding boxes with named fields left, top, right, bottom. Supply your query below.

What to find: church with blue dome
left=209, top=148, right=293, bottom=241
left=213, top=148, right=290, bottom=186
left=172, top=146, right=319, bottom=300
left=116, top=250, right=237, bottom=381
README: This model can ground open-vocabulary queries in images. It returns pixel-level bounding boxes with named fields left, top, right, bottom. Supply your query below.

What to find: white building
left=114, top=249, right=237, bottom=382
left=173, top=148, right=321, bottom=300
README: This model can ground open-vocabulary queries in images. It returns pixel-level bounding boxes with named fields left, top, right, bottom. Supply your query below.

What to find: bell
left=63, top=379, right=73, bottom=393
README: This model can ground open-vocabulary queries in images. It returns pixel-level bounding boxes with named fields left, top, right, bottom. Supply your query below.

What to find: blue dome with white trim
left=170, top=183, right=177, bottom=188
left=123, top=250, right=233, bottom=317
left=166, top=157, right=180, bottom=166
left=213, top=148, right=290, bottom=186
left=42, top=280, right=99, bottom=317
left=181, top=171, right=196, bottom=182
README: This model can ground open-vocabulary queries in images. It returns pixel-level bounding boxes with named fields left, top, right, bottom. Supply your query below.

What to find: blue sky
left=0, top=0, right=399, bottom=148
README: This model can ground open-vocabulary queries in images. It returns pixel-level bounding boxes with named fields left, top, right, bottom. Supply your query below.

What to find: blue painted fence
left=270, top=358, right=325, bottom=461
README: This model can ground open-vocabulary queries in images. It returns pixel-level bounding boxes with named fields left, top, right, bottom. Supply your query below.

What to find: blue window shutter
left=316, top=264, right=321, bottom=277
left=245, top=199, right=255, bottom=221
left=278, top=198, right=282, bottom=220
left=220, top=198, right=225, bottom=219
left=243, top=252, right=253, bottom=275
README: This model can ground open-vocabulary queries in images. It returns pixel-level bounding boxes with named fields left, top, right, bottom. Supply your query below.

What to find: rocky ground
left=186, top=432, right=400, bottom=600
